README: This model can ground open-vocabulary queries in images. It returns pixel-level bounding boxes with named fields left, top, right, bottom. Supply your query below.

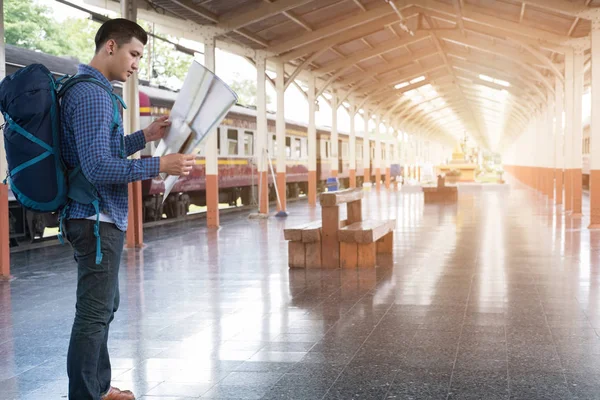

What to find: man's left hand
left=143, top=115, right=171, bottom=143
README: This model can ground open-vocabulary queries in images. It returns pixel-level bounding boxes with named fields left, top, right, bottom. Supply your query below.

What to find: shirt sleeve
left=70, top=93, right=160, bottom=185
left=124, top=130, right=147, bottom=156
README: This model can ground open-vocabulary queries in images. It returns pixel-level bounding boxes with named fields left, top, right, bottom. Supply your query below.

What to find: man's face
left=110, top=38, right=144, bottom=82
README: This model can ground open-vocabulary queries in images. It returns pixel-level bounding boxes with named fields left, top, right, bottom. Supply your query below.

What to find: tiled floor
left=3, top=179, right=600, bottom=399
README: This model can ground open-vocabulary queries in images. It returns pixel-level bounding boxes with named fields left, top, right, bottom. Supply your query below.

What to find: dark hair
left=94, top=18, right=148, bottom=53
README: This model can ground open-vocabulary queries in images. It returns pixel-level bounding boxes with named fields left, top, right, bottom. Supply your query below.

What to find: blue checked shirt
left=60, top=64, right=160, bottom=231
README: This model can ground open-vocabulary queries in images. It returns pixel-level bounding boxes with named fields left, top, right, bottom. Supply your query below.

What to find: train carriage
left=3, top=45, right=397, bottom=246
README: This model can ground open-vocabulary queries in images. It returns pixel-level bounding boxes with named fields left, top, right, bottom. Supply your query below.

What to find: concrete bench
left=284, top=221, right=322, bottom=268
left=338, top=219, right=396, bottom=268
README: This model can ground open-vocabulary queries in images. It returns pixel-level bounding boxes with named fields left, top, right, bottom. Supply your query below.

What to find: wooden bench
left=338, top=219, right=396, bottom=268
left=422, top=175, right=458, bottom=204
left=284, top=221, right=322, bottom=268
left=320, top=188, right=364, bottom=268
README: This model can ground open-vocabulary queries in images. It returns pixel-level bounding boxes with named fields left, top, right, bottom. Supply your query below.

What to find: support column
left=385, top=139, right=391, bottom=189
left=256, top=53, right=269, bottom=215
left=572, top=48, right=584, bottom=216
left=122, top=0, right=144, bottom=247
left=565, top=48, right=574, bottom=212
left=330, top=92, right=338, bottom=179
left=275, top=61, right=286, bottom=212
left=308, top=75, right=317, bottom=206
left=555, top=78, right=564, bottom=206
left=204, top=37, right=220, bottom=226
left=349, top=106, right=356, bottom=188
left=547, top=104, right=555, bottom=200
left=375, top=115, right=381, bottom=189
left=590, top=20, right=600, bottom=227
left=363, top=111, right=371, bottom=185
left=0, top=0, right=8, bottom=279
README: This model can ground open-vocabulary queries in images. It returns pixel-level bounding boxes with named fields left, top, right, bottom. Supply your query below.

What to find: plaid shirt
left=60, top=64, right=160, bottom=231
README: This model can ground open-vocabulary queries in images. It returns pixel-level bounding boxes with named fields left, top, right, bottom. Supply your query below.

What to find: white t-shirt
left=86, top=213, right=116, bottom=224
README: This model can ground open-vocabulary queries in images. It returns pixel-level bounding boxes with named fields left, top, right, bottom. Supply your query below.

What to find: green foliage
left=137, top=21, right=193, bottom=89
left=227, top=72, right=272, bottom=107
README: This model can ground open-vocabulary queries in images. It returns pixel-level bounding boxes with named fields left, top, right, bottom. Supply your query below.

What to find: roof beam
left=509, top=0, right=594, bottom=19
left=350, top=65, right=447, bottom=98
left=313, top=31, right=430, bottom=76
left=336, top=47, right=438, bottom=87
left=409, top=0, right=588, bottom=49
left=268, top=3, right=394, bottom=55
left=220, top=0, right=315, bottom=32
left=274, top=14, right=401, bottom=62
left=422, top=13, right=483, bottom=141
left=434, top=29, right=551, bottom=69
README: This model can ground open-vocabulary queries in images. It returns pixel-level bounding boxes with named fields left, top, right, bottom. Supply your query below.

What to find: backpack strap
left=57, top=74, right=127, bottom=264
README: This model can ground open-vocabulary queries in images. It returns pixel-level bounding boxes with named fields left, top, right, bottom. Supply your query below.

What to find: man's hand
left=143, top=115, right=171, bottom=143
left=159, top=154, right=196, bottom=176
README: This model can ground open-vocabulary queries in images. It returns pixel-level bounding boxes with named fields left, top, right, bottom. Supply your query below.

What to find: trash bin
left=326, top=177, right=339, bottom=192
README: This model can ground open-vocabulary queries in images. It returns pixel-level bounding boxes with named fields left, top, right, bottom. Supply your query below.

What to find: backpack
left=0, top=63, right=125, bottom=264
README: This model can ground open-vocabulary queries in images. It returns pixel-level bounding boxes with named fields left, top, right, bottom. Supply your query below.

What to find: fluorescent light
left=410, top=75, right=425, bottom=84
left=395, top=81, right=409, bottom=89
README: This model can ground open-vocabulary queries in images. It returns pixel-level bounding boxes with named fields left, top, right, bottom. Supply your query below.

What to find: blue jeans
left=65, top=219, right=125, bottom=400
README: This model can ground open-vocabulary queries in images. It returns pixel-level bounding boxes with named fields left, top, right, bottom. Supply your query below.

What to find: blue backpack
left=0, top=63, right=125, bottom=264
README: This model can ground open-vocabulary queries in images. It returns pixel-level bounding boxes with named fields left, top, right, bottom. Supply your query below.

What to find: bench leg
left=340, top=242, right=358, bottom=269
left=377, top=231, right=394, bottom=254
left=305, top=241, right=322, bottom=268
left=357, top=243, right=376, bottom=268
left=288, top=241, right=306, bottom=268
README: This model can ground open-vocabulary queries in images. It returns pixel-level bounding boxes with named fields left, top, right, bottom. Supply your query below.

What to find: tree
left=5, top=0, right=57, bottom=52
left=227, top=72, right=273, bottom=107
left=137, top=21, right=193, bottom=89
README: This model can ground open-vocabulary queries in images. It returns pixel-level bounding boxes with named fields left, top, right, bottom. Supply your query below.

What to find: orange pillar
left=349, top=170, right=356, bottom=188
left=375, top=168, right=381, bottom=190
left=276, top=173, right=286, bottom=212
left=385, top=167, right=391, bottom=189
left=364, top=168, right=370, bottom=186
left=275, top=61, right=287, bottom=213
left=207, top=175, right=219, bottom=226
left=308, top=171, right=317, bottom=206
left=589, top=22, right=600, bottom=227
left=555, top=77, right=564, bottom=206
left=259, top=171, right=269, bottom=214
left=564, top=48, right=575, bottom=213
left=308, top=76, right=317, bottom=206
left=572, top=49, right=584, bottom=216
left=205, top=37, right=220, bottom=226
left=0, top=184, right=9, bottom=279
left=126, top=181, right=144, bottom=247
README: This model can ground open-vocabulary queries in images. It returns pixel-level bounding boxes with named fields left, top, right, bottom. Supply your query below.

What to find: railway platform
left=3, top=181, right=600, bottom=399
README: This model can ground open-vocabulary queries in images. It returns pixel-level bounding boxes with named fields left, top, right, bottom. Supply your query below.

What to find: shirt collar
left=77, top=64, right=113, bottom=90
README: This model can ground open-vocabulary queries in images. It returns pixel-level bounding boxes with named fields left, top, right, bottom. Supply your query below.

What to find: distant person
left=61, top=18, right=195, bottom=400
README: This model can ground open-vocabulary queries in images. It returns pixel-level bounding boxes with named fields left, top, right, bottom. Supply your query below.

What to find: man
left=61, top=18, right=195, bottom=400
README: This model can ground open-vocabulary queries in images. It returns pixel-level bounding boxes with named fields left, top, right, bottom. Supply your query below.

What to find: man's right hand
left=159, top=154, right=196, bottom=176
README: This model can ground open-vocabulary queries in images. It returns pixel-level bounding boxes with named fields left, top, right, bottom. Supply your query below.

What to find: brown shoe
left=100, top=386, right=135, bottom=400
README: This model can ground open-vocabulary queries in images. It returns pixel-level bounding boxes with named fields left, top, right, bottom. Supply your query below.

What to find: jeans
left=65, top=219, right=125, bottom=400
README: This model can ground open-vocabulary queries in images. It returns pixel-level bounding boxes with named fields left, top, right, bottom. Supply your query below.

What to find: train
left=5, top=44, right=400, bottom=246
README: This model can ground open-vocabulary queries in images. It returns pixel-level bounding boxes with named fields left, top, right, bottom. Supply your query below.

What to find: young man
left=61, top=19, right=195, bottom=400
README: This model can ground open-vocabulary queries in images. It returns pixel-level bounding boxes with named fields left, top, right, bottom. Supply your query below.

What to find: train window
left=325, top=141, right=330, bottom=158
left=227, top=129, right=238, bottom=155
left=286, top=137, right=291, bottom=158
left=244, top=131, right=254, bottom=156
left=357, top=144, right=362, bottom=159
left=295, top=138, right=301, bottom=158
left=342, top=143, right=349, bottom=159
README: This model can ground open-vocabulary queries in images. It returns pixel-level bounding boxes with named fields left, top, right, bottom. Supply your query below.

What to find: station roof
left=114, top=0, right=600, bottom=150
